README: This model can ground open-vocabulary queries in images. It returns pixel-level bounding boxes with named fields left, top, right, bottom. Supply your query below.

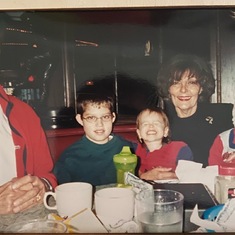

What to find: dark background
left=0, top=8, right=234, bottom=129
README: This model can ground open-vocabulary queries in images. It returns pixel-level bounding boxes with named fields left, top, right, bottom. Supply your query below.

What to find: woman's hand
left=139, top=167, right=178, bottom=181
left=0, top=175, right=47, bottom=214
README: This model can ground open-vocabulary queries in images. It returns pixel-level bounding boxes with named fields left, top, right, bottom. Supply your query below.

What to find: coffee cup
left=43, top=182, right=92, bottom=218
left=94, top=187, right=135, bottom=230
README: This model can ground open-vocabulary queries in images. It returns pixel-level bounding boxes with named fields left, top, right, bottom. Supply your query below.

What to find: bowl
left=4, top=219, right=67, bottom=233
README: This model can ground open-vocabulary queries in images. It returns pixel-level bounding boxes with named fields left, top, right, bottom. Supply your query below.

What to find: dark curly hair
left=156, top=54, right=215, bottom=102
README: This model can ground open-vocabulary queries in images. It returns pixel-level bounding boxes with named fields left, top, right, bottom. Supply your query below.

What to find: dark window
left=0, top=9, right=215, bottom=129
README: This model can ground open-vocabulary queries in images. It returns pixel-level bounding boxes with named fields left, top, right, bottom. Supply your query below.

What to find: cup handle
left=43, top=191, right=57, bottom=210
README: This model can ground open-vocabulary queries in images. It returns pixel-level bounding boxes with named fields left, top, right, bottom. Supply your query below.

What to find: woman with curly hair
left=156, top=54, right=234, bottom=167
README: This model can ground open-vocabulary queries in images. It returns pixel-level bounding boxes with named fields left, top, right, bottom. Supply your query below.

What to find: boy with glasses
left=53, top=94, right=135, bottom=186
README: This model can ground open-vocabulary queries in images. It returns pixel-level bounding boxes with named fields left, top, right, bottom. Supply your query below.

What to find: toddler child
left=136, top=107, right=193, bottom=181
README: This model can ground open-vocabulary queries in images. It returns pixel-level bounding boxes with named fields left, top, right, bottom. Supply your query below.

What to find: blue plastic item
left=201, top=204, right=224, bottom=233
left=202, top=204, right=224, bottom=221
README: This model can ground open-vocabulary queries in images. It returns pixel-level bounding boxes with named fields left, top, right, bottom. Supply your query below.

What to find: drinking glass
left=135, top=189, right=184, bottom=233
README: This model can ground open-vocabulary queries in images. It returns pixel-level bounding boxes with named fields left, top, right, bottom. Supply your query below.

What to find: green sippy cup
left=113, top=146, right=137, bottom=188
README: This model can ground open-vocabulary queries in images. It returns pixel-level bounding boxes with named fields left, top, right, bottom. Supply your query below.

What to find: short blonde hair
left=136, top=107, right=170, bottom=143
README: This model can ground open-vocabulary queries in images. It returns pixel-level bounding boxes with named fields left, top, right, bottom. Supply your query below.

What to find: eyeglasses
left=82, top=114, right=113, bottom=123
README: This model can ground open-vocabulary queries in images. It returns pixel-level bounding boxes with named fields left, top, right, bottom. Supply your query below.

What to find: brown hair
left=77, top=94, right=114, bottom=116
left=156, top=54, right=215, bottom=102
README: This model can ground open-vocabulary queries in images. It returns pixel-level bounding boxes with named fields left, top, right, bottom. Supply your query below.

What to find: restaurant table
left=0, top=185, right=112, bottom=233
left=0, top=204, right=51, bottom=232
left=153, top=182, right=218, bottom=232
left=0, top=183, right=218, bottom=233
left=0, top=192, right=59, bottom=233
left=96, top=183, right=218, bottom=232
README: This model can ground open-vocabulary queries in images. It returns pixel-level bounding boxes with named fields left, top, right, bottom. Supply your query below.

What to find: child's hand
left=139, top=167, right=178, bottom=181
left=223, top=151, right=235, bottom=163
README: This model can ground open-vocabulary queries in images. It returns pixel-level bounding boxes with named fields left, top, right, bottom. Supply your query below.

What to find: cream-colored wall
left=0, top=0, right=235, bottom=10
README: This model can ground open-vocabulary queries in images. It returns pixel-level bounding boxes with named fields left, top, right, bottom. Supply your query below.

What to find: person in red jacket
left=209, top=128, right=235, bottom=165
left=0, top=85, right=57, bottom=215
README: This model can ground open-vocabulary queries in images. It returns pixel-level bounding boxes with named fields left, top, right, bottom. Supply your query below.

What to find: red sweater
left=0, top=86, right=57, bottom=188
left=209, top=128, right=235, bottom=166
left=136, top=141, right=193, bottom=172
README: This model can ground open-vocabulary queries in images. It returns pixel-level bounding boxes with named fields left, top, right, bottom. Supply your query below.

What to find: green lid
left=113, top=146, right=137, bottom=163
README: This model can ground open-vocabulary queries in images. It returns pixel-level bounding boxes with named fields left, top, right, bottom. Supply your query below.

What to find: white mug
left=94, top=187, right=135, bottom=229
left=43, top=182, right=92, bottom=218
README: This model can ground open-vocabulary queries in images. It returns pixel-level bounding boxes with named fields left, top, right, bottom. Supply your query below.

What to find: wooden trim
left=46, top=123, right=136, bottom=138
left=45, top=123, right=137, bottom=161
left=46, top=127, right=84, bottom=138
